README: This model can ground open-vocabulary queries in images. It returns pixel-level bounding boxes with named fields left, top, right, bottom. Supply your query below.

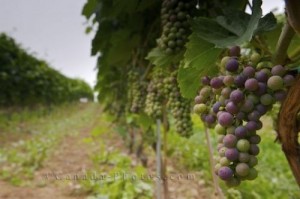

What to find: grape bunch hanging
left=145, top=69, right=165, bottom=119
left=127, top=71, right=147, bottom=114
left=164, top=71, right=193, bottom=137
left=158, top=0, right=196, bottom=54
left=193, top=46, right=296, bottom=186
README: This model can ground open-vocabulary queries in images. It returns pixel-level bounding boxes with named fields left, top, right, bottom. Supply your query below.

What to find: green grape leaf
left=192, top=0, right=262, bottom=48
left=146, top=47, right=184, bottom=68
left=133, top=113, right=153, bottom=131
left=256, top=12, right=277, bottom=34
left=82, top=0, right=98, bottom=19
left=178, top=34, right=222, bottom=99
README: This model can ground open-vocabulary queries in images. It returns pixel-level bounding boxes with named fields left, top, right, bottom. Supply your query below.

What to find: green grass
left=0, top=103, right=100, bottom=186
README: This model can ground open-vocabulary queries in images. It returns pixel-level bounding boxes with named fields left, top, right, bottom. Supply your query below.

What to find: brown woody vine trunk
left=277, top=75, right=300, bottom=187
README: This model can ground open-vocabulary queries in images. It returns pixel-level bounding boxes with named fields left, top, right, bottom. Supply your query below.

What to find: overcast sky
left=0, top=0, right=284, bottom=87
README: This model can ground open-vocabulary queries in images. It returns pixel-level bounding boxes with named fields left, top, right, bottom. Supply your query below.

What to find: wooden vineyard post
left=277, top=76, right=300, bottom=187
left=204, top=127, right=224, bottom=198
left=156, top=119, right=162, bottom=199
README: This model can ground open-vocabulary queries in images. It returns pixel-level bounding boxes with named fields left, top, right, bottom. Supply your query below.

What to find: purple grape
left=225, top=101, right=239, bottom=114
left=248, top=110, right=261, bottom=121
left=210, top=77, right=223, bottom=89
left=235, top=126, right=248, bottom=138
left=255, top=71, right=268, bottom=82
left=201, top=76, right=210, bottom=85
left=218, top=112, right=234, bottom=127
left=225, top=148, right=239, bottom=161
left=271, top=65, right=286, bottom=76
left=255, top=82, right=267, bottom=95
left=230, top=89, right=244, bottom=104
left=226, top=58, right=239, bottom=72
left=218, top=166, right=234, bottom=180
left=243, top=66, right=255, bottom=78
left=249, top=135, right=261, bottom=144
left=274, top=90, right=287, bottom=101
left=283, top=74, right=295, bottom=86
left=249, top=144, right=260, bottom=155
left=245, top=78, right=259, bottom=91
left=229, top=46, right=241, bottom=57
left=223, top=134, right=237, bottom=148
left=255, top=104, right=268, bottom=115
left=256, top=120, right=263, bottom=130
left=236, top=112, right=246, bottom=120
left=234, top=75, right=247, bottom=87
left=205, top=114, right=216, bottom=124
left=245, top=121, right=258, bottom=131
left=241, top=99, right=254, bottom=113
left=212, top=102, right=222, bottom=113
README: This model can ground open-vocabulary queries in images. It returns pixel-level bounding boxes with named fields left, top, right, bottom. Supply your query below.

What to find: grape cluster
left=164, top=71, right=193, bottom=137
left=158, top=0, right=196, bottom=54
left=127, top=71, right=147, bottom=113
left=193, top=46, right=296, bottom=186
left=145, top=69, right=165, bottom=119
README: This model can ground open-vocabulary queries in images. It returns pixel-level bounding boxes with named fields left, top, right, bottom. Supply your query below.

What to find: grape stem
left=204, top=127, right=224, bottom=199
left=273, top=22, right=295, bottom=65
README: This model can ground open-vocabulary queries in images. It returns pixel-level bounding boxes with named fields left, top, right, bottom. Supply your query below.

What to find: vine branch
left=273, top=22, right=295, bottom=65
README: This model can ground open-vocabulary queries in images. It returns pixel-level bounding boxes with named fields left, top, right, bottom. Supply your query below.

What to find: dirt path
left=0, top=105, right=214, bottom=199
left=0, top=125, right=95, bottom=199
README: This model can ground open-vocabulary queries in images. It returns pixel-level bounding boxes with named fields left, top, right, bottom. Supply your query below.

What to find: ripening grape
left=193, top=46, right=296, bottom=186
left=271, top=65, right=286, bottom=76
left=247, top=168, right=258, bottom=180
left=236, top=139, right=250, bottom=152
left=267, top=75, right=284, bottom=91
left=235, top=163, right=250, bottom=177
